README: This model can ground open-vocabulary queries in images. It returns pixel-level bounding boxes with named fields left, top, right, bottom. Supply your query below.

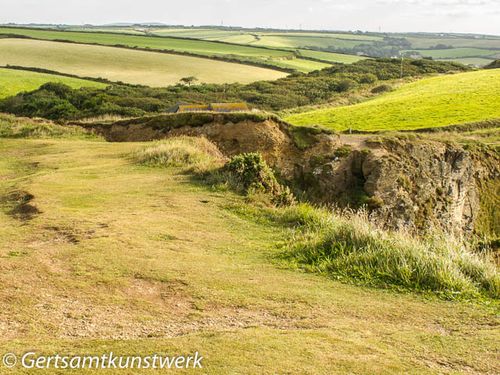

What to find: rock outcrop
left=79, top=114, right=499, bottom=237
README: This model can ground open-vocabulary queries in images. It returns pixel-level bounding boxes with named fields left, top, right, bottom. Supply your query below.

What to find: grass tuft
left=274, top=205, right=499, bottom=299
left=0, top=113, right=97, bottom=139
left=133, top=136, right=225, bottom=173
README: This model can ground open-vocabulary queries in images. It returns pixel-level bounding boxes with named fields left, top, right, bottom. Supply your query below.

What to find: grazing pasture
left=0, top=27, right=338, bottom=73
left=285, top=69, right=500, bottom=131
left=0, top=39, right=287, bottom=86
left=0, top=67, right=105, bottom=98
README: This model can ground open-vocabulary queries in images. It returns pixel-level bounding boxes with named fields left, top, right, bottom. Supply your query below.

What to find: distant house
left=170, top=102, right=249, bottom=113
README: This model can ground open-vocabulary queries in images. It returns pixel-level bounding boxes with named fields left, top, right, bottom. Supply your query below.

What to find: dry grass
left=0, top=136, right=498, bottom=374
left=0, top=39, right=287, bottom=86
left=0, top=112, right=96, bottom=139
left=275, top=205, right=500, bottom=299
left=133, top=136, right=226, bottom=172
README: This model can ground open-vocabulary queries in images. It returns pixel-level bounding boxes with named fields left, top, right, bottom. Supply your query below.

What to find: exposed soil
left=1, top=190, right=40, bottom=221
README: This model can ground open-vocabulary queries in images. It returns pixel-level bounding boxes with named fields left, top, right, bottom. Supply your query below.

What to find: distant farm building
left=170, top=102, right=249, bottom=113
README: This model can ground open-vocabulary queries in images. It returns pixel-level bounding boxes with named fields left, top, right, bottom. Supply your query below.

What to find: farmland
left=66, top=26, right=500, bottom=66
left=0, top=67, right=105, bottom=98
left=0, top=39, right=287, bottom=86
left=285, top=69, right=500, bottom=131
left=0, top=27, right=340, bottom=73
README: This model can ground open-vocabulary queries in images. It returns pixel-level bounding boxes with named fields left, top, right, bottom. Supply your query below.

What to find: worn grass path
left=0, top=138, right=498, bottom=374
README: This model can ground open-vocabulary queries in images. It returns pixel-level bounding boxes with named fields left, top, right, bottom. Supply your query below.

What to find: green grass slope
left=0, top=27, right=332, bottom=73
left=0, top=126, right=498, bottom=373
left=286, top=69, right=500, bottom=131
left=0, top=39, right=287, bottom=86
left=0, top=67, right=105, bottom=99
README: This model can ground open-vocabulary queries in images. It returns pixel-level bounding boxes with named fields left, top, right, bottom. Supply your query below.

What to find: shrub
left=223, top=153, right=295, bottom=206
left=371, top=84, right=393, bottom=94
left=337, top=79, right=357, bottom=92
left=133, top=136, right=225, bottom=173
left=333, top=145, right=352, bottom=158
left=484, top=60, right=500, bottom=69
left=359, top=73, right=378, bottom=84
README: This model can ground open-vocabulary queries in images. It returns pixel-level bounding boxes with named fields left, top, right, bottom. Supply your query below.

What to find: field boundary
left=0, top=32, right=298, bottom=73
left=1, top=65, right=119, bottom=86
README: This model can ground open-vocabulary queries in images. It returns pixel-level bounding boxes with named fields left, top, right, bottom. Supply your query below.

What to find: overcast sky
left=1, top=0, right=499, bottom=35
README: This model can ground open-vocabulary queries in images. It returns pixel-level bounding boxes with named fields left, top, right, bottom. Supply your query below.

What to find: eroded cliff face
left=82, top=115, right=498, bottom=236
left=311, top=139, right=488, bottom=235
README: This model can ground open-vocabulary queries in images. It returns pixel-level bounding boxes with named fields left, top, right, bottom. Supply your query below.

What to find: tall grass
left=133, top=136, right=225, bottom=173
left=276, top=204, right=499, bottom=299
left=0, top=113, right=96, bottom=139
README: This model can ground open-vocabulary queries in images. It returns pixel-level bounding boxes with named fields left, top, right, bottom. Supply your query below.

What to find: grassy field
left=148, top=28, right=382, bottom=48
left=286, top=69, right=500, bottom=131
left=440, top=57, right=497, bottom=67
left=149, top=28, right=500, bottom=66
left=0, top=67, right=105, bottom=98
left=410, top=47, right=497, bottom=59
left=0, top=27, right=335, bottom=73
left=0, top=120, right=498, bottom=373
left=405, top=35, right=500, bottom=49
left=297, top=49, right=365, bottom=63
left=0, top=39, right=287, bottom=86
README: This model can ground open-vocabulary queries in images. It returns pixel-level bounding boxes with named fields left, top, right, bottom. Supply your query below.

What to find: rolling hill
left=67, top=26, right=500, bottom=66
left=0, top=67, right=106, bottom=98
left=0, top=39, right=287, bottom=86
left=285, top=69, right=500, bottom=131
left=0, top=27, right=333, bottom=73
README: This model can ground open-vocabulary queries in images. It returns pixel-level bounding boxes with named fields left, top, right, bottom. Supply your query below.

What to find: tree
left=179, top=76, right=198, bottom=86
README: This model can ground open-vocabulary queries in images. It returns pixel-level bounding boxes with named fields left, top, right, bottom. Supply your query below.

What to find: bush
left=359, top=73, right=378, bottom=84
left=484, top=60, right=500, bottom=69
left=337, top=79, right=357, bottom=92
left=223, top=153, right=295, bottom=206
left=371, top=84, right=393, bottom=94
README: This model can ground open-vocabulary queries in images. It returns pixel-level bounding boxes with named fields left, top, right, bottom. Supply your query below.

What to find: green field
left=405, top=35, right=500, bottom=49
left=0, top=67, right=105, bottom=98
left=440, top=57, right=496, bottom=67
left=13, top=26, right=500, bottom=70
left=411, top=47, right=497, bottom=59
left=149, top=28, right=382, bottom=48
left=0, top=27, right=337, bottom=73
left=0, top=122, right=498, bottom=373
left=285, top=69, right=500, bottom=131
left=297, top=49, right=365, bottom=63
left=0, top=39, right=287, bottom=86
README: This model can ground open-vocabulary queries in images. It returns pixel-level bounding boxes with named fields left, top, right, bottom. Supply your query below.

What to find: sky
left=1, top=0, right=499, bottom=35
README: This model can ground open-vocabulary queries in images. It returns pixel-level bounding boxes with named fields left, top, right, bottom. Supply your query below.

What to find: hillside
left=0, top=116, right=498, bottom=373
left=0, top=39, right=287, bottom=86
left=0, top=27, right=333, bottom=73
left=67, top=26, right=500, bottom=66
left=0, top=67, right=106, bottom=98
left=286, top=69, right=500, bottom=131
left=0, top=58, right=470, bottom=120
